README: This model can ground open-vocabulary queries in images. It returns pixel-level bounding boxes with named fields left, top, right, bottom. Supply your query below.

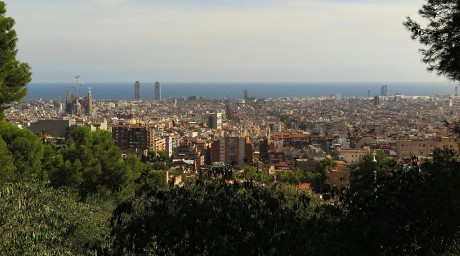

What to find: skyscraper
left=134, top=81, right=141, bottom=100
left=85, top=88, right=93, bottom=115
left=381, top=85, right=388, bottom=96
left=155, top=81, right=161, bottom=100
left=243, top=89, right=248, bottom=99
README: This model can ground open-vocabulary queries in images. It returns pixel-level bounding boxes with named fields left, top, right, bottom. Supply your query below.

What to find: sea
left=25, top=82, right=457, bottom=100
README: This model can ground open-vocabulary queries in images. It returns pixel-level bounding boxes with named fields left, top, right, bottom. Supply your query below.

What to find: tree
left=311, top=158, right=337, bottom=193
left=340, top=148, right=460, bottom=255
left=0, top=2, right=32, bottom=120
left=0, top=121, right=44, bottom=181
left=404, top=1, right=460, bottom=81
left=110, top=181, right=341, bottom=255
left=156, top=150, right=169, bottom=162
left=0, top=136, right=15, bottom=182
left=317, top=157, right=337, bottom=172
left=136, top=170, right=167, bottom=189
left=0, top=182, right=111, bottom=255
left=47, top=126, right=142, bottom=200
left=241, top=166, right=272, bottom=184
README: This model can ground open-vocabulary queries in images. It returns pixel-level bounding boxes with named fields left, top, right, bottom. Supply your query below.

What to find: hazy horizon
left=25, top=81, right=457, bottom=100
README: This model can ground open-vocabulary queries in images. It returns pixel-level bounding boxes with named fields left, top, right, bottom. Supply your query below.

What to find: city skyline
left=6, top=0, right=446, bottom=83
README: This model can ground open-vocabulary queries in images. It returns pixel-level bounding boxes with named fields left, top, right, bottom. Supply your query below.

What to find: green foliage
left=143, top=150, right=170, bottom=170
left=0, top=2, right=32, bottom=119
left=316, top=157, right=337, bottom=172
left=0, top=136, right=14, bottom=182
left=110, top=181, right=341, bottom=255
left=137, top=170, right=167, bottom=188
left=240, top=166, right=272, bottom=183
left=0, top=182, right=111, bottom=255
left=275, top=168, right=321, bottom=186
left=151, top=161, right=169, bottom=170
left=156, top=150, right=169, bottom=162
left=47, top=126, right=143, bottom=200
left=341, top=148, right=460, bottom=255
left=404, top=1, right=460, bottom=81
left=306, top=158, right=338, bottom=193
left=346, top=151, right=398, bottom=199
left=0, top=121, right=43, bottom=181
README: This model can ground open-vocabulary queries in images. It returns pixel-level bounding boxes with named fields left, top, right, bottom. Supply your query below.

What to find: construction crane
left=75, top=74, right=83, bottom=99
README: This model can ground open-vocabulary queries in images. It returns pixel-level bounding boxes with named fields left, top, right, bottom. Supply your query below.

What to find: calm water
left=25, top=82, right=456, bottom=100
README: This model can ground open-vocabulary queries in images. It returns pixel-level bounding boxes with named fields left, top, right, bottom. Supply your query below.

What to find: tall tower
left=243, top=89, right=248, bottom=99
left=86, top=88, right=93, bottom=115
left=134, top=81, right=141, bottom=100
left=65, top=87, right=72, bottom=114
left=367, top=89, right=372, bottom=99
left=74, top=74, right=82, bottom=115
left=155, top=81, right=161, bottom=100
left=380, top=85, right=388, bottom=96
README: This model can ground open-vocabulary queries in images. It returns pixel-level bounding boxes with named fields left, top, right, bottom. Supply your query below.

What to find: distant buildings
left=188, top=96, right=204, bottom=101
left=220, top=137, right=250, bottom=166
left=29, top=119, right=72, bottom=138
left=171, top=140, right=204, bottom=171
left=155, top=81, right=161, bottom=100
left=243, top=89, right=248, bottom=100
left=338, top=148, right=370, bottom=164
left=8, top=87, right=460, bottom=177
left=112, top=124, right=155, bottom=155
left=397, top=137, right=458, bottom=158
left=381, top=85, right=388, bottom=96
left=165, top=134, right=180, bottom=158
left=210, top=136, right=252, bottom=166
left=208, top=113, right=222, bottom=130
left=134, top=81, right=141, bottom=100
left=373, top=96, right=380, bottom=105
left=65, top=87, right=93, bottom=116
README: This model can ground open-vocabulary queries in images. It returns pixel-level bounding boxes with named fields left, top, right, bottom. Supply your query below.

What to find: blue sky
left=5, top=0, right=447, bottom=83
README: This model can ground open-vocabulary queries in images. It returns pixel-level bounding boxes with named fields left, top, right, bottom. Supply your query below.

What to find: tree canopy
left=341, top=149, right=460, bottom=255
left=0, top=182, right=110, bottom=255
left=46, top=126, right=145, bottom=200
left=0, top=121, right=44, bottom=181
left=404, top=1, right=460, bottom=81
left=110, top=181, right=340, bottom=256
left=0, top=2, right=32, bottom=119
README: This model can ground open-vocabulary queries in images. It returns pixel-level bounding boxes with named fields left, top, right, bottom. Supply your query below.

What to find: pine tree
left=404, top=1, right=460, bottom=82
left=0, top=2, right=32, bottom=120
